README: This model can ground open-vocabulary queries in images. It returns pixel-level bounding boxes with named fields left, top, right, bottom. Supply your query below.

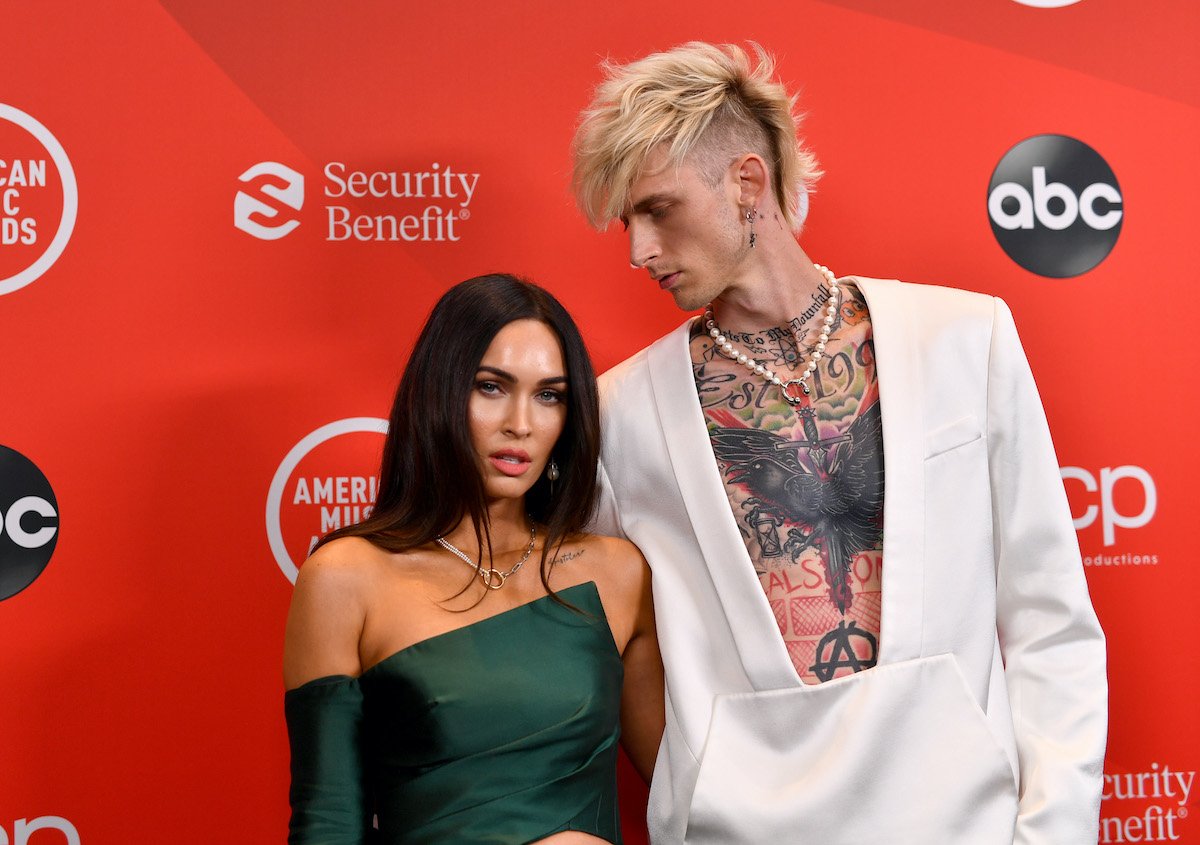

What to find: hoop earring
left=746, top=207, right=758, bottom=249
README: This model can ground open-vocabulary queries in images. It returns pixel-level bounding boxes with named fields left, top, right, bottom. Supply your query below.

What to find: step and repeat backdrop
left=2, top=2, right=1197, bottom=843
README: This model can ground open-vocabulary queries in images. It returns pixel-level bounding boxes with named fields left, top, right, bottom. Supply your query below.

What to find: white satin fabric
left=593, top=278, right=1107, bottom=844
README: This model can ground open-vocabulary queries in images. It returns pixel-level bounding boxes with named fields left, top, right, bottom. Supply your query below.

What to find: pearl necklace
left=704, top=264, right=841, bottom=405
left=436, top=525, right=537, bottom=590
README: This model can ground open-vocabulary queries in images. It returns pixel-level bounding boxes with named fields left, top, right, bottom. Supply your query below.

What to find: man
left=572, top=42, right=1106, bottom=844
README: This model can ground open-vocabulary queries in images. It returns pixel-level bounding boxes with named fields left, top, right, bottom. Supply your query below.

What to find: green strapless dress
left=285, top=581, right=624, bottom=845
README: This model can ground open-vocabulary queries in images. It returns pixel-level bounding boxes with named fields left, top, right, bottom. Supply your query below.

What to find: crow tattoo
left=711, top=402, right=884, bottom=612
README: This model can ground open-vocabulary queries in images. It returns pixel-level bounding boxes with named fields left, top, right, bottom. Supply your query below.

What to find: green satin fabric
left=286, top=581, right=624, bottom=845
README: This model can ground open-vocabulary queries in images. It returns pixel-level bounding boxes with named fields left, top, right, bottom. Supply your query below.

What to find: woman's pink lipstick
left=489, top=450, right=532, bottom=476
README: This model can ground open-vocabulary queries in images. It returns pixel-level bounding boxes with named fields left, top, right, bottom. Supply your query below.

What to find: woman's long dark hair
left=314, top=273, right=601, bottom=601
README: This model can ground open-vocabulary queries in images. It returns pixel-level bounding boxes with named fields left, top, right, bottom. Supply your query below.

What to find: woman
left=283, top=274, right=664, bottom=845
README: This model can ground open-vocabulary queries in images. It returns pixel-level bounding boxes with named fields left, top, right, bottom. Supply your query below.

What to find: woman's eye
left=538, top=390, right=565, bottom=404
left=476, top=380, right=501, bottom=395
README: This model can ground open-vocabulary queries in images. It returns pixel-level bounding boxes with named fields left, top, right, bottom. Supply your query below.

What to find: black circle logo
left=0, top=445, right=60, bottom=600
left=988, top=135, right=1123, bottom=278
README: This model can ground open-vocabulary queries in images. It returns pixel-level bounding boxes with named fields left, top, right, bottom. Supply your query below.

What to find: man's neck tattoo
left=698, top=283, right=841, bottom=374
left=708, top=283, right=833, bottom=347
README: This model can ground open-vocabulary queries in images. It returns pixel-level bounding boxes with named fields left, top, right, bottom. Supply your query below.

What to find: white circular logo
left=987, top=134, right=1122, bottom=278
left=1010, top=0, right=1083, bottom=6
left=266, top=417, right=388, bottom=583
left=0, top=104, right=77, bottom=296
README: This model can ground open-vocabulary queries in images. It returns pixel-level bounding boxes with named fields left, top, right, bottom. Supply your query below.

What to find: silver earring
left=547, top=460, right=560, bottom=482
left=746, top=207, right=757, bottom=249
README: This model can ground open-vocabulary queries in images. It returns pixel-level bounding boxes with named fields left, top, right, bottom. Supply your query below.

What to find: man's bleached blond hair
left=572, top=41, right=821, bottom=232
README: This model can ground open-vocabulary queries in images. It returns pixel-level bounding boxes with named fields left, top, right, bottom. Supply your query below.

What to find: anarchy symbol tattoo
left=809, top=619, right=879, bottom=681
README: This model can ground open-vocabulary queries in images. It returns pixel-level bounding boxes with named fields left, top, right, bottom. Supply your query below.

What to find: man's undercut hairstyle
left=572, top=41, right=821, bottom=232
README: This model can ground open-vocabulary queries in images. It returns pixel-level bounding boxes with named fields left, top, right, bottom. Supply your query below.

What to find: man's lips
left=489, top=450, right=532, bottom=477
left=657, top=271, right=680, bottom=290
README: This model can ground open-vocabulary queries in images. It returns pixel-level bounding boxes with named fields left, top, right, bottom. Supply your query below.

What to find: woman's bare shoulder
left=295, top=536, right=390, bottom=594
left=289, top=536, right=441, bottom=637
left=285, top=537, right=429, bottom=688
left=562, top=533, right=649, bottom=589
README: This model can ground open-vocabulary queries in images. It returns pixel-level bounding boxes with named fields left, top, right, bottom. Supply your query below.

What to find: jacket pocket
left=924, top=414, right=982, bottom=460
left=683, top=655, right=1017, bottom=845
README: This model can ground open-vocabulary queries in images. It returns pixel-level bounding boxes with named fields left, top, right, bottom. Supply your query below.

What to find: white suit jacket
left=594, top=278, right=1107, bottom=845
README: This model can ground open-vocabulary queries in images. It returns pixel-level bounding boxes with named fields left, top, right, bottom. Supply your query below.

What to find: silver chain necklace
left=435, top=525, right=537, bottom=590
left=704, top=264, right=841, bottom=405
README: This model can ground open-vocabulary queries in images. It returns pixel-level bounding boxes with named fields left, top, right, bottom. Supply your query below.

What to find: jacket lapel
left=854, top=277, right=925, bottom=663
left=647, top=320, right=802, bottom=690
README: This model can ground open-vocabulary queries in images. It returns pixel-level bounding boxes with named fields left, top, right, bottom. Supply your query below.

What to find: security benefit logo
left=0, top=104, right=77, bottom=296
left=0, top=445, right=60, bottom=601
left=1062, top=465, right=1158, bottom=568
left=234, top=162, right=303, bottom=240
left=988, top=135, right=1122, bottom=277
left=266, top=418, right=387, bottom=583
left=234, top=160, right=479, bottom=243
left=1101, top=763, right=1194, bottom=843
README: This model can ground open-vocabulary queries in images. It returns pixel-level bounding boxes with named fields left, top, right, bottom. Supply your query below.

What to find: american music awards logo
left=0, top=103, right=77, bottom=296
left=266, top=418, right=387, bottom=583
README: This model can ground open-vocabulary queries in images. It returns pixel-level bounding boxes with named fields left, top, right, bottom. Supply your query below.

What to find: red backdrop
left=2, top=2, right=1196, bottom=843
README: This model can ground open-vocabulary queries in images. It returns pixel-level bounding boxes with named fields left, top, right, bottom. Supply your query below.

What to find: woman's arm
left=283, top=540, right=374, bottom=844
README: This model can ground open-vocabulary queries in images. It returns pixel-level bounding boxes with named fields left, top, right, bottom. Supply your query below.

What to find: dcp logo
left=0, top=816, right=80, bottom=845
left=234, top=161, right=303, bottom=240
left=1062, top=465, right=1155, bottom=546
left=0, top=104, right=77, bottom=296
left=988, top=135, right=1122, bottom=278
left=0, top=445, right=60, bottom=601
left=266, top=418, right=387, bottom=583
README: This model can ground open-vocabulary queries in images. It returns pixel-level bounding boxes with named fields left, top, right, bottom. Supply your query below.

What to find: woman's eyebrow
left=476, top=366, right=567, bottom=386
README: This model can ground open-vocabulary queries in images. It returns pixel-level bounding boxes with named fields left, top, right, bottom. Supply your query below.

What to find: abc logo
left=234, top=161, right=303, bottom=240
left=988, top=135, right=1122, bottom=278
left=1061, top=465, right=1155, bottom=546
left=0, top=445, right=60, bottom=601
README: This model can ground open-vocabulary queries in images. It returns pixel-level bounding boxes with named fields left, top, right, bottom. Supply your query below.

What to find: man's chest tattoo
left=691, top=301, right=886, bottom=683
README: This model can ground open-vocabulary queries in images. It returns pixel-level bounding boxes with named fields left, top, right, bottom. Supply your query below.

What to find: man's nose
left=628, top=221, right=660, bottom=269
